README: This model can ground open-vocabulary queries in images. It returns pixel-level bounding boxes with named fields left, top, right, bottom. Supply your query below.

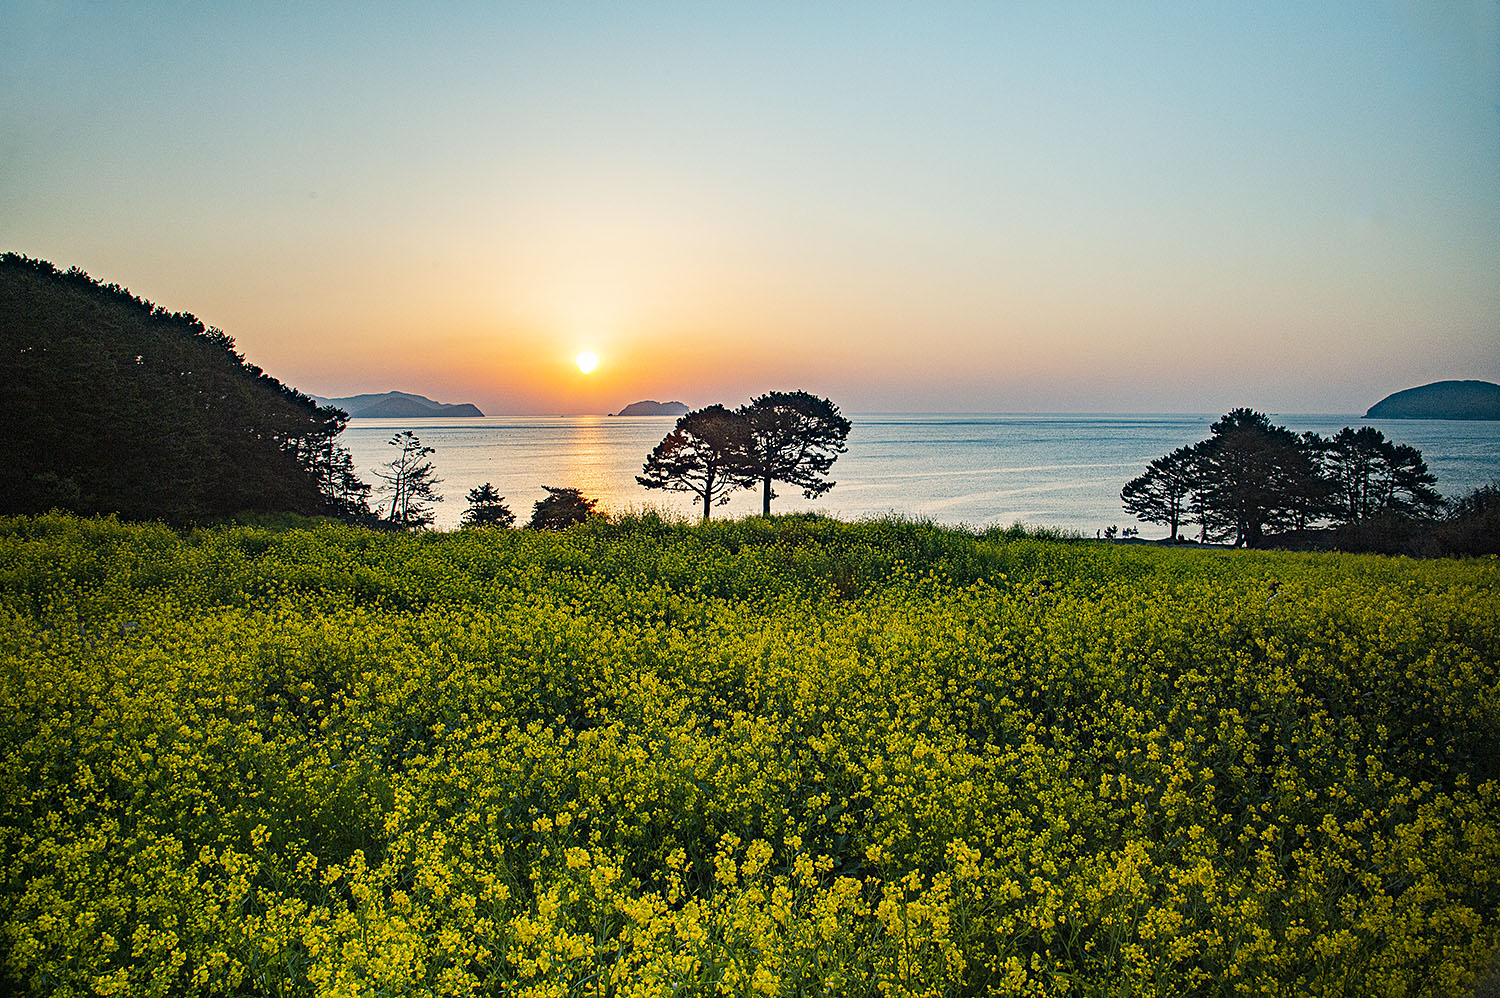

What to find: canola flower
left=0, top=512, right=1496, bottom=996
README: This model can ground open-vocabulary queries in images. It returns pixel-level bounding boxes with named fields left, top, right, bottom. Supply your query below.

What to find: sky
left=4, top=2, right=1498, bottom=415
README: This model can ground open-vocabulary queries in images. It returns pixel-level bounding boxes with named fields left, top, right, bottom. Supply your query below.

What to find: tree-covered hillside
left=0, top=254, right=364, bottom=522
left=1365, top=380, right=1500, bottom=420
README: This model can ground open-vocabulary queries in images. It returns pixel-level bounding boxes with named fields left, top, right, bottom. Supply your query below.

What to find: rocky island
left=611, top=400, right=689, bottom=416
left=311, top=391, right=484, bottom=418
left=1365, top=380, right=1500, bottom=421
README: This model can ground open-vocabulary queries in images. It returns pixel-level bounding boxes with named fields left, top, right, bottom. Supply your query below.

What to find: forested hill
left=0, top=253, right=353, bottom=522
left=311, top=390, right=484, bottom=417
left=612, top=399, right=689, bottom=416
left=1365, top=380, right=1500, bottom=420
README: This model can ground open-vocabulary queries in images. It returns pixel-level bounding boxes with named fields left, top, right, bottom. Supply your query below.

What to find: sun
left=575, top=350, right=599, bottom=374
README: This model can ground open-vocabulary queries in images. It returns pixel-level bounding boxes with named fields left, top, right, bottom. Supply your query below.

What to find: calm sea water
left=338, top=414, right=1500, bottom=535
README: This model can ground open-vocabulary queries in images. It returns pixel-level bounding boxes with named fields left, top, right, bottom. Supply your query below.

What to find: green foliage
left=461, top=483, right=515, bottom=528
left=1437, top=480, right=1500, bottom=555
left=374, top=431, right=442, bottom=529
left=0, top=254, right=367, bottom=523
left=638, top=392, right=854, bottom=518
left=1124, top=410, right=1452, bottom=550
left=1192, top=408, right=1321, bottom=546
left=1, top=513, right=1497, bottom=995
left=1324, top=426, right=1442, bottom=522
left=1121, top=446, right=1198, bottom=541
left=739, top=391, right=852, bottom=516
left=637, top=404, right=753, bottom=519
left=526, top=485, right=599, bottom=530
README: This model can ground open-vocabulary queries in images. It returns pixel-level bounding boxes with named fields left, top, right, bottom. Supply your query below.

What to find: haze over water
left=341, top=414, right=1500, bottom=534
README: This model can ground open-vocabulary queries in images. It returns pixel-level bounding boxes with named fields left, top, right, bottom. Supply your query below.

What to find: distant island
left=1364, top=380, right=1500, bottom=421
left=611, top=400, right=689, bottom=417
left=311, top=391, right=484, bottom=418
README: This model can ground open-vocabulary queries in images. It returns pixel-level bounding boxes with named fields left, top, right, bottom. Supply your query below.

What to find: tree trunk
left=762, top=476, right=772, bottom=517
left=702, top=491, right=711, bottom=520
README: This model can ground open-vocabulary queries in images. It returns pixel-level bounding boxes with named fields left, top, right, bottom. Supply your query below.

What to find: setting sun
left=575, top=350, right=599, bottom=374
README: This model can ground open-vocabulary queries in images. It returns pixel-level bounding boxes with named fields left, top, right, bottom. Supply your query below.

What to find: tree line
left=394, top=391, right=853, bottom=530
left=457, top=482, right=601, bottom=531
left=363, top=431, right=603, bottom=532
left=636, top=391, right=851, bottom=519
left=10, top=253, right=1484, bottom=551
left=1121, top=408, right=1497, bottom=552
left=371, top=401, right=1499, bottom=555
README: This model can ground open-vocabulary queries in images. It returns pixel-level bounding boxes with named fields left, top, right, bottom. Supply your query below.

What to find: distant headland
left=1364, top=380, right=1500, bottom=421
left=611, top=400, right=689, bottom=417
left=312, top=391, right=484, bottom=418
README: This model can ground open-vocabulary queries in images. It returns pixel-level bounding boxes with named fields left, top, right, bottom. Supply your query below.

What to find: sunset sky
left=5, top=3, right=1498, bottom=415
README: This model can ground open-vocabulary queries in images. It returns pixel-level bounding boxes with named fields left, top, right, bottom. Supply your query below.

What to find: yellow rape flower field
left=1, top=512, right=1496, bottom=996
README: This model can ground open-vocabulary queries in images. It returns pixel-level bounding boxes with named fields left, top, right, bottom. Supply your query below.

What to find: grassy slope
left=0, top=513, right=1496, bottom=996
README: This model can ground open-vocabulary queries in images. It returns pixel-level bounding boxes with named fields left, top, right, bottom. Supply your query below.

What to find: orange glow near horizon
left=4, top=7, right=1498, bottom=415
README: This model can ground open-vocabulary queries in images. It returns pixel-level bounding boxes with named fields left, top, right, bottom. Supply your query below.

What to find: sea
left=336, top=413, right=1500, bottom=535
